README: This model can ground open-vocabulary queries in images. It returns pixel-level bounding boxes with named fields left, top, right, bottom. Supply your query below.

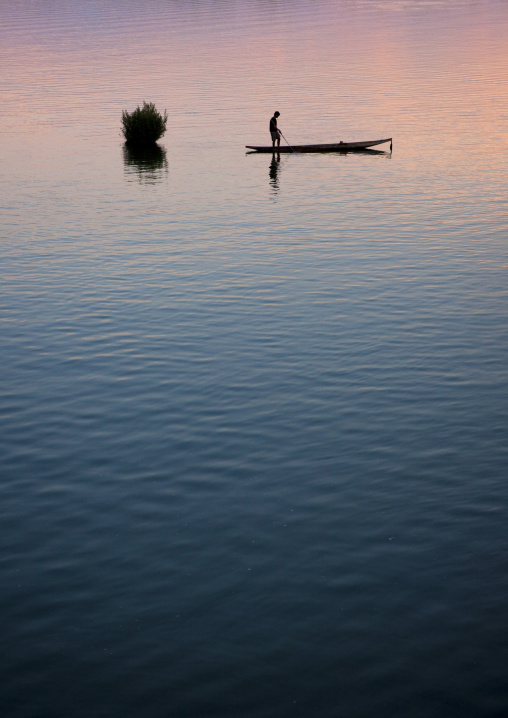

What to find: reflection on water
left=269, top=153, right=280, bottom=196
left=265, top=147, right=390, bottom=198
left=122, top=142, right=168, bottom=184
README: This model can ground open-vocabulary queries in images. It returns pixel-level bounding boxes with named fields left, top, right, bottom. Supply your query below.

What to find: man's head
left=274, top=111, right=280, bottom=117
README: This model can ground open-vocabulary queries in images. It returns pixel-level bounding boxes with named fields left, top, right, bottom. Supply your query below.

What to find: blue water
left=1, top=1, right=508, bottom=716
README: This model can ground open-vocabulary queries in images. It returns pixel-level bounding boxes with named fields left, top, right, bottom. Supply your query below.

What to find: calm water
left=1, top=1, right=508, bottom=716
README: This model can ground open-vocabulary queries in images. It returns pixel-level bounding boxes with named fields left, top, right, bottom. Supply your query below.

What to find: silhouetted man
left=270, top=111, right=281, bottom=150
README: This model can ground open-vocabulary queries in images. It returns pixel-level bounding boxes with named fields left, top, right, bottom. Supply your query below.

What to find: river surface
left=1, top=1, right=507, bottom=717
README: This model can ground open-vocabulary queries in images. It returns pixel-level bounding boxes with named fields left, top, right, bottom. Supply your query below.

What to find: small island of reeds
left=121, top=101, right=168, bottom=146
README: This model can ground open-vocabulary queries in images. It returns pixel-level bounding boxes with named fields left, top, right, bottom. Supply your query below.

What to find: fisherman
left=270, top=111, right=281, bottom=150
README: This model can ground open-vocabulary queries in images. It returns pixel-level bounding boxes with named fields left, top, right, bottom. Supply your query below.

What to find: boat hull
left=245, top=138, right=392, bottom=153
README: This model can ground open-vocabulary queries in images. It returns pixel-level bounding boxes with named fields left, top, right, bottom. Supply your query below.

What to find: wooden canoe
left=245, top=138, right=392, bottom=153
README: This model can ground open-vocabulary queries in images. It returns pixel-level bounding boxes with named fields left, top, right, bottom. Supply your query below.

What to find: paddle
left=279, top=131, right=294, bottom=153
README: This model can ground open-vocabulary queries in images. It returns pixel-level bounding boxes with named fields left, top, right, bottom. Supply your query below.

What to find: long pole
left=279, top=131, right=294, bottom=153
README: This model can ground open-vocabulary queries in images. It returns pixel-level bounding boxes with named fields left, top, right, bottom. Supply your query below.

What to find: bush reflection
left=123, top=143, right=168, bottom=184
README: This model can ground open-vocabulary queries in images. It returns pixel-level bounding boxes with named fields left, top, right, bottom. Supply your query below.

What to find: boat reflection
left=122, top=143, right=168, bottom=184
left=247, top=147, right=391, bottom=157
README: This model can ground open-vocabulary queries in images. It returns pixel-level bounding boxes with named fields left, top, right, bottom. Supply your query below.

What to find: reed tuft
left=121, top=102, right=168, bottom=146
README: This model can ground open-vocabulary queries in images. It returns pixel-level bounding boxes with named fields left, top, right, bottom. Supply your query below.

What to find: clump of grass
left=121, top=101, right=168, bottom=146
